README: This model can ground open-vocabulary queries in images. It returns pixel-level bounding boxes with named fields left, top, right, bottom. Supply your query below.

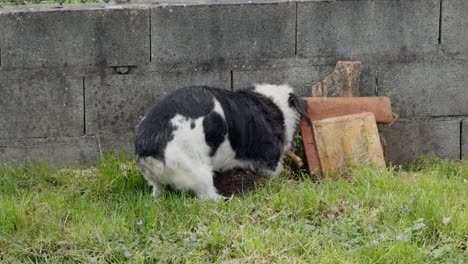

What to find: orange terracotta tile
left=312, top=112, right=385, bottom=176
left=300, top=96, right=393, bottom=176
left=305, top=97, right=394, bottom=123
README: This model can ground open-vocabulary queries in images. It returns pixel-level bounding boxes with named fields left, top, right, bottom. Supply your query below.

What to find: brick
left=0, top=5, right=149, bottom=68
left=0, top=70, right=83, bottom=139
left=304, top=97, right=394, bottom=123
left=85, top=67, right=230, bottom=134
left=313, top=112, right=385, bottom=175
left=233, top=65, right=334, bottom=96
left=380, top=119, right=460, bottom=164
left=151, top=2, right=295, bottom=64
left=442, top=0, right=468, bottom=56
left=297, top=0, right=439, bottom=60
left=0, top=140, right=26, bottom=164
left=377, top=62, right=468, bottom=118
left=311, top=61, right=362, bottom=97
left=26, top=136, right=98, bottom=166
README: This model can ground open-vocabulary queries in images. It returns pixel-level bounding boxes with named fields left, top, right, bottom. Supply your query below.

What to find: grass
left=0, top=153, right=467, bottom=263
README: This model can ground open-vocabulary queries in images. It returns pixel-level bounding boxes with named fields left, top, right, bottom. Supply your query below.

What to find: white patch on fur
left=139, top=113, right=223, bottom=201
left=211, top=140, right=252, bottom=172
left=258, top=162, right=284, bottom=179
left=213, top=99, right=225, bottom=119
left=253, top=83, right=300, bottom=152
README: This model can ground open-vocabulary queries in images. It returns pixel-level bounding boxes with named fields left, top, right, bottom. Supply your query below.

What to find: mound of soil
left=213, top=169, right=263, bottom=197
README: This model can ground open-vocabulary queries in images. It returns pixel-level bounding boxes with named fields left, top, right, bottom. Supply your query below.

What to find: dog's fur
left=135, top=84, right=310, bottom=201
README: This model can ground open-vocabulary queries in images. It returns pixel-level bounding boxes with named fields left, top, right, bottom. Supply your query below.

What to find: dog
left=135, top=84, right=311, bottom=201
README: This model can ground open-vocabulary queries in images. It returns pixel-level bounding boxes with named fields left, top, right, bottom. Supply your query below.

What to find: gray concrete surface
left=377, top=62, right=468, bottom=118
left=233, top=65, right=334, bottom=96
left=442, top=0, right=468, bottom=56
left=381, top=119, right=461, bottom=164
left=151, top=2, right=295, bottom=64
left=85, top=67, right=230, bottom=134
left=297, top=0, right=439, bottom=60
left=0, top=5, right=149, bottom=68
left=1, top=134, right=134, bottom=166
left=0, top=71, right=83, bottom=139
left=26, top=136, right=98, bottom=166
left=358, top=64, right=378, bottom=96
left=97, top=133, right=135, bottom=155
left=0, top=141, right=26, bottom=164
left=0, top=0, right=467, bottom=166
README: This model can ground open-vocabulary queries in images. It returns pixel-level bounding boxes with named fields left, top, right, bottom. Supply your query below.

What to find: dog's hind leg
left=137, top=157, right=165, bottom=197
left=169, top=162, right=224, bottom=202
left=192, top=170, right=224, bottom=201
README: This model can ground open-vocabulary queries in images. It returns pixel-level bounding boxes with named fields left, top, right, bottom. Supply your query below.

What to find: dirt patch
left=213, top=169, right=264, bottom=197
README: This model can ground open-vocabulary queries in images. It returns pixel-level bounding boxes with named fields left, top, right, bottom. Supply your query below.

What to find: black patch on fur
left=209, top=87, right=285, bottom=171
left=190, top=121, right=195, bottom=129
left=135, top=87, right=215, bottom=161
left=288, top=93, right=311, bottom=126
left=135, top=86, right=286, bottom=171
left=203, top=111, right=227, bottom=157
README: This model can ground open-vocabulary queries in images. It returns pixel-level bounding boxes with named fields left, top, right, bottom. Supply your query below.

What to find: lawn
left=0, top=153, right=467, bottom=263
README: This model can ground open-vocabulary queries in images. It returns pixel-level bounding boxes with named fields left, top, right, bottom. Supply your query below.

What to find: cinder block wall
left=0, top=0, right=467, bottom=166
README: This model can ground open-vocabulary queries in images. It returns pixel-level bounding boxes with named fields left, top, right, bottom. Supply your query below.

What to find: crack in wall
left=438, top=0, right=443, bottom=45
left=230, top=70, right=234, bottom=91
left=375, top=68, right=379, bottom=96
left=83, top=77, right=86, bottom=136
left=294, top=2, right=298, bottom=56
left=149, top=7, right=152, bottom=63
left=460, top=120, right=463, bottom=160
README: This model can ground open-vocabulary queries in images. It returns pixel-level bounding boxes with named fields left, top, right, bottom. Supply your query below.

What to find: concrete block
left=85, top=67, right=230, bottom=134
left=96, top=133, right=135, bottom=155
left=377, top=62, right=468, bottom=118
left=151, top=2, right=295, bottom=64
left=297, top=0, right=439, bottom=59
left=26, top=136, right=98, bottom=166
left=0, top=141, right=26, bottom=164
left=442, top=0, right=468, bottom=56
left=380, top=119, right=460, bottom=164
left=0, top=71, right=83, bottom=139
left=233, top=65, right=334, bottom=96
left=0, top=5, right=149, bottom=68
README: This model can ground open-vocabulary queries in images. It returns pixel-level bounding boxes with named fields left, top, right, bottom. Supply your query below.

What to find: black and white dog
left=135, top=84, right=311, bottom=201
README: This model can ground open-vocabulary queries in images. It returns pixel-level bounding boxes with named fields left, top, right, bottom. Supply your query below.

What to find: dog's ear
left=288, top=93, right=312, bottom=126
